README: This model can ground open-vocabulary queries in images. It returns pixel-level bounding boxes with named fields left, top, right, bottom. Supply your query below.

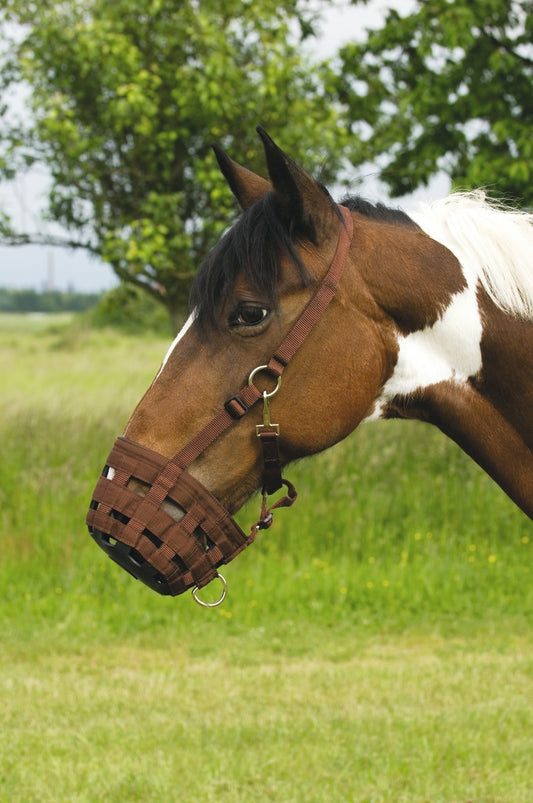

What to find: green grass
left=1, top=313, right=532, bottom=802
left=2, top=635, right=532, bottom=802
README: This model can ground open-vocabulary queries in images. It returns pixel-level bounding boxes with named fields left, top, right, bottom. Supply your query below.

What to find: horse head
left=87, top=128, right=533, bottom=601
left=123, top=129, right=395, bottom=510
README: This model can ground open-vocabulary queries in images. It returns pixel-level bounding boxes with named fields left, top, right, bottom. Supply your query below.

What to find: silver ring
left=248, top=364, right=282, bottom=399
left=192, top=574, right=227, bottom=608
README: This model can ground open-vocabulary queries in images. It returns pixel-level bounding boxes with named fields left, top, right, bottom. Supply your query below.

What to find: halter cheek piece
left=87, top=206, right=353, bottom=604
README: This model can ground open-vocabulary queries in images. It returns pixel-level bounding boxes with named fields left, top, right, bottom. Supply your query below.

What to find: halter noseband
left=87, top=206, right=354, bottom=603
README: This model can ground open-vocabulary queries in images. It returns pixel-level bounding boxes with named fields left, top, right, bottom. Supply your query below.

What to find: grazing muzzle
left=87, top=437, right=260, bottom=597
left=87, top=206, right=353, bottom=601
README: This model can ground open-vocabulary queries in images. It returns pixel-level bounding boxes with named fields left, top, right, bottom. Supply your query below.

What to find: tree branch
left=0, top=230, right=100, bottom=254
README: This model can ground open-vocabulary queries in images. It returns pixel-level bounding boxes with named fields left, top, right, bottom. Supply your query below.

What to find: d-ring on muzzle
left=86, top=206, right=353, bottom=603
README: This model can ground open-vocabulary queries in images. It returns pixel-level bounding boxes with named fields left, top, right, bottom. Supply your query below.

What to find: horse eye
left=229, top=304, right=270, bottom=328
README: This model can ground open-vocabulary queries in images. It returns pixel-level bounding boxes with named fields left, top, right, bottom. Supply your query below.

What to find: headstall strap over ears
left=87, top=206, right=354, bottom=597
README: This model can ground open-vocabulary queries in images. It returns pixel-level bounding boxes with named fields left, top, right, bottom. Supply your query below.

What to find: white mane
left=410, top=191, right=533, bottom=320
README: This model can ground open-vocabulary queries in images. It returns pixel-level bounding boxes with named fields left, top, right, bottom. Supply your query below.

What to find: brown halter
left=87, top=205, right=354, bottom=603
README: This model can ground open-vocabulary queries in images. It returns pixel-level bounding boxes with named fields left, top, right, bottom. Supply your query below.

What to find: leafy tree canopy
left=0, top=0, right=347, bottom=330
left=335, top=0, right=533, bottom=203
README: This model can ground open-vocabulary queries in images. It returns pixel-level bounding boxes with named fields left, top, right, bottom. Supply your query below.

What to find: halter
left=87, top=205, right=354, bottom=604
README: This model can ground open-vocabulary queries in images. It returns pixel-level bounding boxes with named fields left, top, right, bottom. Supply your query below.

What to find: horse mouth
left=86, top=438, right=256, bottom=597
left=89, top=475, right=189, bottom=593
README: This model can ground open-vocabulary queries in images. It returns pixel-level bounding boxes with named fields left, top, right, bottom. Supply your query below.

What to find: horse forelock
left=411, top=191, right=533, bottom=320
left=190, top=194, right=310, bottom=332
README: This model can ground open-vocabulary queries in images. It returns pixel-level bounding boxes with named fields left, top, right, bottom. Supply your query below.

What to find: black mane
left=190, top=193, right=310, bottom=330
left=341, top=195, right=418, bottom=228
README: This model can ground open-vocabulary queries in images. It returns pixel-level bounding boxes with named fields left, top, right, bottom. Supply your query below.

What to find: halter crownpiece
left=87, top=206, right=353, bottom=602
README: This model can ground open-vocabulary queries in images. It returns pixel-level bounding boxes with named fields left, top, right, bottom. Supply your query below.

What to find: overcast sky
left=0, top=0, right=448, bottom=293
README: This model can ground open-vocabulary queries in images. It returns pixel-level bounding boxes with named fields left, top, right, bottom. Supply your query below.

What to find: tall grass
left=1, top=313, right=530, bottom=644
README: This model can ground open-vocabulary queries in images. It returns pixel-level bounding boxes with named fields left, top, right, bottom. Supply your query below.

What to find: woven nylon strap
left=266, top=205, right=354, bottom=376
left=88, top=436, right=254, bottom=595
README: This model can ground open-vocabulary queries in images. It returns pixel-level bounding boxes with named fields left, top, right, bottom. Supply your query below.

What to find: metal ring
left=248, top=364, right=282, bottom=399
left=192, top=574, right=227, bottom=608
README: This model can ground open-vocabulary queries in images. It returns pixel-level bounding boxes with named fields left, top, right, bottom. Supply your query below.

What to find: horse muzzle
left=86, top=436, right=257, bottom=598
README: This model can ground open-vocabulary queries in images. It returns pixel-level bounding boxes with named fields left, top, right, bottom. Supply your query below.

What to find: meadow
left=1, top=313, right=531, bottom=802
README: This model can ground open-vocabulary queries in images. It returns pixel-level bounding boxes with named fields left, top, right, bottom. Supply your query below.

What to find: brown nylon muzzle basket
left=87, top=437, right=255, bottom=596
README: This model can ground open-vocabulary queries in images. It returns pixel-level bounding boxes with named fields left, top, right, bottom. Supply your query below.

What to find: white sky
left=0, top=0, right=449, bottom=292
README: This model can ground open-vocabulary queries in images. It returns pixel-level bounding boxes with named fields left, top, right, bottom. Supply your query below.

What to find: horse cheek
left=279, top=332, right=386, bottom=459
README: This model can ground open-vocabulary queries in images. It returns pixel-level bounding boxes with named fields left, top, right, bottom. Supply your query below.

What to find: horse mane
left=190, top=193, right=310, bottom=330
left=191, top=187, right=533, bottom=330
left=340, top=195, right=420, bottom=228
left=411, top=191, right=533, bottom=320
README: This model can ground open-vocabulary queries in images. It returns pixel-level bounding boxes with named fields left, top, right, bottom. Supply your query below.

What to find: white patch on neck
left=411, top=192, right=533, bottom=319
left=365, top=281, right=483, bottom=421
left=154, top=312, right=195, bottom=382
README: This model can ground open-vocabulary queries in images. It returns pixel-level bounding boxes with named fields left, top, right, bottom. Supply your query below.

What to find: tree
left=334, top=0, right=533, bottom=203
left=0, top=0, right=347, bottom=331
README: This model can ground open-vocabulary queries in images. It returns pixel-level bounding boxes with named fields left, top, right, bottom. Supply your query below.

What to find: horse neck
left=473, top=291, right=533, bottom=453
left=354, top=217, right=467, bottom=334
left=352, top=217, right=533, bottom=520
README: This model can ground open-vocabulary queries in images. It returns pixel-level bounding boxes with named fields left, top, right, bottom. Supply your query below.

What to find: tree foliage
left=335, top=0, right=533, bottom=203
left=0, top=0, right=347, bottom=329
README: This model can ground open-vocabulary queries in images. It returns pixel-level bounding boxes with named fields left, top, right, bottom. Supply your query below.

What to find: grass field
left=1, top=313, right=531, bottom=802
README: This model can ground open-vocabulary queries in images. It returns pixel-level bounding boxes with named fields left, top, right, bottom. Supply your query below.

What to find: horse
left=87, top=127, right=533, bottom=605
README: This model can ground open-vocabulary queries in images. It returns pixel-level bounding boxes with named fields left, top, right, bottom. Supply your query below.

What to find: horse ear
left=212, top=144, right=271, bottom=211
left=256, top=126, right=333, bottom=242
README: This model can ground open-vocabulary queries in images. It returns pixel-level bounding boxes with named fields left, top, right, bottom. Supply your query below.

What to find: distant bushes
left=0, top=287, right=100, bottom=313
left=0, top=284, right=178, bottom=335
left=88, top=284, right=173, bottom=335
